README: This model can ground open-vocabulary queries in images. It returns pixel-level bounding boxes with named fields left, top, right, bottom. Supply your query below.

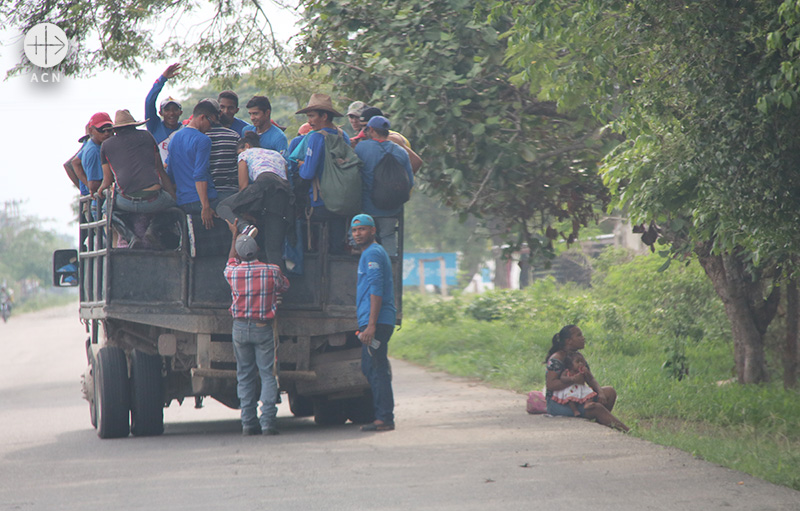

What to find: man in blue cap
left=355, top=115, right=414, bottom=256
left=351, top=213, right=396, bottom=432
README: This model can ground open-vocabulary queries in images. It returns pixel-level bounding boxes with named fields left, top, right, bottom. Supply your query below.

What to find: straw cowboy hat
left=295, top=93, right=344, bottom=117
left=112, top=109, right=148, bottom=128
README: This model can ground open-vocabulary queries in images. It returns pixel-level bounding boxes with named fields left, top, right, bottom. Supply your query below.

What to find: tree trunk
left=785, top=279, right=798, bottom=389
left=487, top=217, right=510, bottom=290
left=695, top=244, right=778, bottom=384
left=491, top=240, right=510, bottom=289
left=518, top=246, right=531, bottom=289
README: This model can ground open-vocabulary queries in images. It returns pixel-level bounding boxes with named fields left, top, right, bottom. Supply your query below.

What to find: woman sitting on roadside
left=544, top=325, right=629, bottom=432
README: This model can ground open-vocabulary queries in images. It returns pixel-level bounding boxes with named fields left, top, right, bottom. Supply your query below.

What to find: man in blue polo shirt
left=351, top=213, right=396, bottom=432
left=78, top=112, right=114, bottom=196
left=165, top=99, right=220, bottom=229
left=145, top=63, right=183, bottom=163
left=243, top=95, right=288, bottom=155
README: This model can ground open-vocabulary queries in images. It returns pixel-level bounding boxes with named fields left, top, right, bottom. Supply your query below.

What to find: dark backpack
left=371, top=144, right=411, bottom=210
left=313, top=130, right=363, bottom=216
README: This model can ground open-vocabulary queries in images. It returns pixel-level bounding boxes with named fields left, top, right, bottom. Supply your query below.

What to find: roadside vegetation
left=1, top=201, right=77, bottom=315
left=392, top=248, right=800, bottom=490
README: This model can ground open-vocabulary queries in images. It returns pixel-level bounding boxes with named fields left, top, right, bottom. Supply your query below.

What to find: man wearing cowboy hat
left=97, top=109, right=176, bottom=215
left=296, top=93, right=352, bottom=253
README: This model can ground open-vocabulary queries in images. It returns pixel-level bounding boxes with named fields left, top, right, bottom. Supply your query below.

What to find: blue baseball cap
left=351, top=214, right=375, bottom=227
left=366, top=115, right=391, bottom=130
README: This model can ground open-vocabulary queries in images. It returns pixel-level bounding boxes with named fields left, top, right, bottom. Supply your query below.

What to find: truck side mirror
left=53, top=249, right=79, bottom=287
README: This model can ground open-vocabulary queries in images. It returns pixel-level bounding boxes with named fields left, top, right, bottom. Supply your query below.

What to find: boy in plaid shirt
left=223, top=219, right=289, bottom=435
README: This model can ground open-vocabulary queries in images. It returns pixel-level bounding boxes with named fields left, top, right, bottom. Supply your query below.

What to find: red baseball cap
left=88, top=112, right=113, bottom=129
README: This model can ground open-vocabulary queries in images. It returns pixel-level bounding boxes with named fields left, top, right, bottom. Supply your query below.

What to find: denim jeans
left=114, top=189, right=176, bottom=213
left=360, top=323, right=395, bottom=423
left=232, top=319, right=278, bottom=429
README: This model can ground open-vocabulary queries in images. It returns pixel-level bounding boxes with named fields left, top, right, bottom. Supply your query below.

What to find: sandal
left=361, top=421, right=395, bottom=432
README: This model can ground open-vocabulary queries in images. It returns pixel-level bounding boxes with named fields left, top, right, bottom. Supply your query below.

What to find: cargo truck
left=53, top=195, right=402, bottom=438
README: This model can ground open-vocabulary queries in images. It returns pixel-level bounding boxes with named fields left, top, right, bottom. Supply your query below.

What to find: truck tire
left=345, top=393, right=375, bottom=424
left=130, top=349, right=165, bottom=437
left=95, top=346, right=130, bottom=439
left=288, top=392, right=314, bottom=417
left=313, top=398, right=347, bottom=426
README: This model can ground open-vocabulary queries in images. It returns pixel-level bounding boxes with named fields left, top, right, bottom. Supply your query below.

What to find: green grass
left=391, top=253, right=800, bottom=490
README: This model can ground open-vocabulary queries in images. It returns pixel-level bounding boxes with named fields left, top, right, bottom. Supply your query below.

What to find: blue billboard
left=402, top=252, right=458, bottom=287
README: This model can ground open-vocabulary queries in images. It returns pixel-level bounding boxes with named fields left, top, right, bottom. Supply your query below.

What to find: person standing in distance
left=351, top=214, right=396, bottom=432
left=223, top=219, right=290, bottom=436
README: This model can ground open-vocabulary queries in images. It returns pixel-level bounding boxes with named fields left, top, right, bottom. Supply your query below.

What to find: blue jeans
left=114, top=189, right=176, bottom=213
left=232, top=319, right=278, bottom=429
left=360, top=323, right=395, bottom=423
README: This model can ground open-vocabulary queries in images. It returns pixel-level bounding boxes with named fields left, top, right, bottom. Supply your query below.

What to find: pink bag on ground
left=526, top=391, right=547, bottom=414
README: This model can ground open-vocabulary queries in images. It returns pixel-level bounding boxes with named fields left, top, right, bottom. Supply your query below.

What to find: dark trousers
left=310, top=206, right=348, bottom=254
left=359, top=323, right=395, bottom=423
left=216, top=173, right=291, bottom=268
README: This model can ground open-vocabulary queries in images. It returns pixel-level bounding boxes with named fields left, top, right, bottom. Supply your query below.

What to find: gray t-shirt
left=100, top=128, right=162, bottom=195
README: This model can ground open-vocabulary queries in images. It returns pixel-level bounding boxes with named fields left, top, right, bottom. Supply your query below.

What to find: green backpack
left=312, top=130, right=363, bottom=216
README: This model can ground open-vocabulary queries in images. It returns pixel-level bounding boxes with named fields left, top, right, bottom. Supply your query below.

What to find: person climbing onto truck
left=223, top=219, right=290, bottom=436
left=216, top=131, right=294, bottom=270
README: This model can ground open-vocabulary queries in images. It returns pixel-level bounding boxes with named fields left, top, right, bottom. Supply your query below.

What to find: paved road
left=1, top=304, right=798, bottom=510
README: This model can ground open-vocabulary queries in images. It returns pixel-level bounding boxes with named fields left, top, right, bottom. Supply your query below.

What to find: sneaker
left=242, top=425, right=262, bottom=436
left=263, top=427, right=280, bottom=436
left=360, top=421, right=395, bottom=432
left=241, top=224, right=258, bottom=238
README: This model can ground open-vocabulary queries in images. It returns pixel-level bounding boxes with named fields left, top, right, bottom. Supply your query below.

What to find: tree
left=497, top=0, right=800, bottom=384
left=181, top=65, right=335, bottom=133
left=0, top=201, right=71, bottom=289
left=1, top=0, right=291, bottom=79
left=296, top=0, right=612, bottom=263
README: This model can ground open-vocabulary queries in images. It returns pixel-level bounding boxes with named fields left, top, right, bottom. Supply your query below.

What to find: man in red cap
left=76, top=113, right=114, bottom=220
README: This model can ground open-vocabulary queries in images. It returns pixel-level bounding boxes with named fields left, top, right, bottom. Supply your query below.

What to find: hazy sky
left=0, top=7, right=300, bottom=237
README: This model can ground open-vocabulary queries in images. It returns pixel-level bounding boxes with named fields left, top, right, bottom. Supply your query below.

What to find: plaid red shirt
left=223, top=258, right=289, bottom=321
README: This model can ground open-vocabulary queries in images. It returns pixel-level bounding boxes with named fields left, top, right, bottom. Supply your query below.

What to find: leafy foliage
left=2, top=0, right=292, bottom=79
left=492, top=0, right=800, bottom=383
left=297, top=0, right=612, bottom=253
left=0, top=202, right=75, bottom=308
left=496, top=0, right=800, bottom=265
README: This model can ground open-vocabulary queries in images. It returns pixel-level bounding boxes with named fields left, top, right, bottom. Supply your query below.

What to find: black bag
left=371, top=145, right=411, bottom=210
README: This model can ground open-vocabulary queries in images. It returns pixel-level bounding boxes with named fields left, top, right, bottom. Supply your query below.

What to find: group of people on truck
left=62, top=63, right=419, bottom=261
left=62, top=63, right=410, bottom=435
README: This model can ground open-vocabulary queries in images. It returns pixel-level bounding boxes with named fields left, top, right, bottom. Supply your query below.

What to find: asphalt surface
left=1, top=303, right=798, bottom=510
